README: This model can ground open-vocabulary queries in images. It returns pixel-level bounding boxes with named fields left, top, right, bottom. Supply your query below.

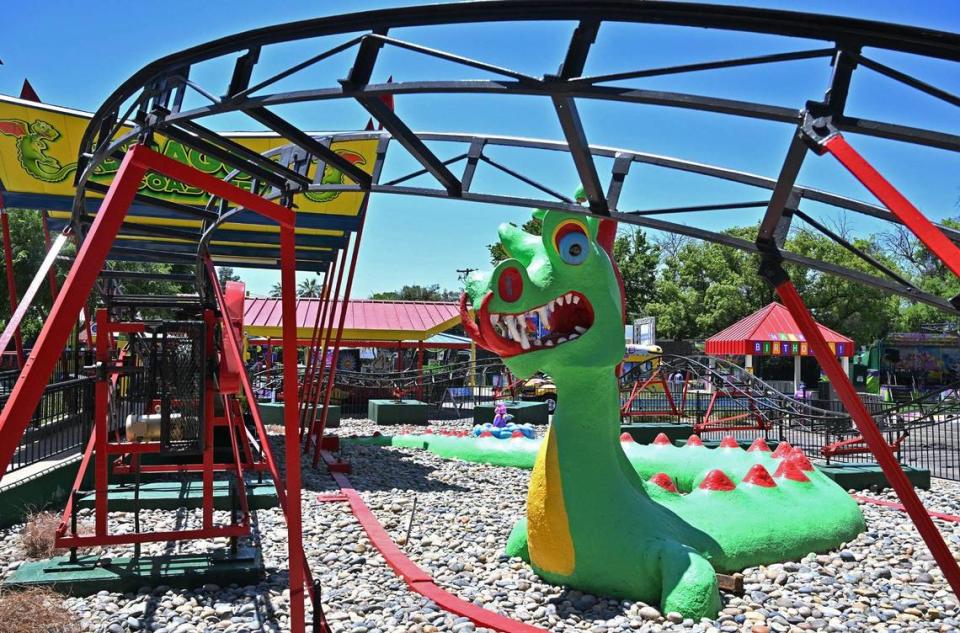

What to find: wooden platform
left=5, top=548, right=263, bottom=595
left=817, top=461, right=931, bottom=490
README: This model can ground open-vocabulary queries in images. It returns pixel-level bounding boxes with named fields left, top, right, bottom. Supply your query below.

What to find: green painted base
left=76, top=480, right=278, bottom=512
left=368, top=400, right=428, bottom=425
left=5, top=548, right=263, bottom=595
left=259, top=402, right=340, bottom=428
left=474, top=400, right=549, bottom=425
left=621, top=423, right=693, bottom=445
left=818, top=462, right=931, bottom=490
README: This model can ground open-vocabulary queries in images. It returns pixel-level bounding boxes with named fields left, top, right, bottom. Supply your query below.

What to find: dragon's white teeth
left=533, top=339, right=542, bottom=346
left=571, top=295, right=580, bottom=305
left=537, top=306, right=551, bottom=325
left=519, top=327, right=531, bottom=350
left=489, top=314, right=501, bottom=327
left=574, top=326, right=587, bottom=334
left=557, top=337, right=567, bottom=344
left=504, top=315, right=522, bottom=343
left=567, top=333, right=578, bottom=340
left=545, top=340, right=554, bottom=347
left=565, top=293, right=573, bottom=303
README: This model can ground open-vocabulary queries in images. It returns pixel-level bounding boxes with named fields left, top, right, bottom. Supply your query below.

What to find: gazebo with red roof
left=243, top=297, right=469, bottom=373
left=705, top=302, right=854, bottom=391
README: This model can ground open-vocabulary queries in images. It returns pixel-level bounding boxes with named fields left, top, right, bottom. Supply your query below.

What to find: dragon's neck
left=527, top=365, right=648, bottom=575
left=549, top=366, right=623, bottom=447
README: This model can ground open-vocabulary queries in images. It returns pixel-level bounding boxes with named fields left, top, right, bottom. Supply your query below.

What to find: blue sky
left=2, top=1, right=958, bottom=298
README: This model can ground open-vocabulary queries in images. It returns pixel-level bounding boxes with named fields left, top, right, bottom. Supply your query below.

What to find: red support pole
left=203, top=257, right=318, bottom=611
left=202, top=309, right=216, bottom=529
left=774, top=278, right=960, bottom=599
left=0, top=206, right=25, bottom=368
left=300, top=265, right=335, bottom=442
left=417, top=342, right=424, bottom=400
left=94, top=308, right=110, bottom=535
left=306, top=247, right=347, bottom=440
left=312, top=208, right=369, bottom=466
left=280, top=225, right=305, bottom=633
left=823, top=135, right=960, bottom=278
left=0, top=148, right=148, bottom=479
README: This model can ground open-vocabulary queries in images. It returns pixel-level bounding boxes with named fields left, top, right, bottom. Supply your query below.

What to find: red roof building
left=243, top=298, right=462, bottom=343
left=705, top=302, right=854, bottom=358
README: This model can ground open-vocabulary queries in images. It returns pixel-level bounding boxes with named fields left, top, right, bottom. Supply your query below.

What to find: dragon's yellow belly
left=526, top=426, right=575, bottom=575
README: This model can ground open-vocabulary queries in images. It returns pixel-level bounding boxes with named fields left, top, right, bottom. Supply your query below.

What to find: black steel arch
left=70, top=0, right=960, bottom=314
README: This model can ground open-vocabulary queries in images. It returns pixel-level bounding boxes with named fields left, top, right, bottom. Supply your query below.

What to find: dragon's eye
left=555, top=222, right=589, bottom=265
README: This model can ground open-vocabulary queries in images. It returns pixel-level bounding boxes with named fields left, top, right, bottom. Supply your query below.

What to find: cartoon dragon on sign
left=0, top=118, right=77, bottom=183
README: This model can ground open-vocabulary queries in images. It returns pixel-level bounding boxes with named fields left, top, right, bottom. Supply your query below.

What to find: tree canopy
left=370, top=284, right=459, bottom=302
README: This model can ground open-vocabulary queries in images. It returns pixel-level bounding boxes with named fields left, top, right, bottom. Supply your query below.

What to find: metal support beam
left=822, top=134, right=960, bottom=280
left=176, top=119, right=312, bottom=187
left=824, top=47, right=859, bottom=115
left=605, top=153, right=632, bottom=211
left=551, top=97, right=607, bottom=214
left=758, top=130, right=809, bottom=243
left=226, top=47, right=261, bottom=98
left=245, top=107, right=372, bottom=188
left=461, top=139, right=486, bottom=193
left=356, top=95, right=462, bottom=196
left=551, top=19, right=606, bottom=215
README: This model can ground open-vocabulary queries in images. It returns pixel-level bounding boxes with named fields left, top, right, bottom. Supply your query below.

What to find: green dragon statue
left=0, top=118, right=77, bottom=183
left=448, top=200, right=865, bottom=618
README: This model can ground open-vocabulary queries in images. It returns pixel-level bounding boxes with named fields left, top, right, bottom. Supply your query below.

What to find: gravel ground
left=0, top=416, right=958, bottom=632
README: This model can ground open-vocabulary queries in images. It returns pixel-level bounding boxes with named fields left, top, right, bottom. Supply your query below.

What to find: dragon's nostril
left=498, top=267, right=523, bottom=303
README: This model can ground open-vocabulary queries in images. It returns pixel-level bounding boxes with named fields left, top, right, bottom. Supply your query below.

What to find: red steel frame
left=769, top=130, right=960, bottom=598
left=695, top=388, right=768, bottom=434
left=311, top=202, right=369, bottom=467
left=620, top=369, right=684, bottom=419
left=305, top=246, right=348, bottom=442
left=822, top=135, right=960, bottom=279
left=0, top=144, right=313, bottom=632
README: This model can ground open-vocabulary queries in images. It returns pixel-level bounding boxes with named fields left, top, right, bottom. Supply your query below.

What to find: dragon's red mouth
left=461, top=291, right=594, bottom=358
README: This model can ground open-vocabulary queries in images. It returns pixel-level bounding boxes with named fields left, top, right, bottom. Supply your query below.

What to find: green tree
left=217, top=266, right=241, bottom=288
left=0, top=209, right=195, bottom=341
left=0, top=210, right=66, bottom=340
left=880, top=220, right=960, bottom=332
left=786, top=227, right=901, bottom=345
left=647, top=224, right=902, bottom=345
left=370, top=284, right=459, bottom=301
left=297, top=277, right=322, bottom=297
left=647, top=226, right=773, bottom=340
left=269, top=282, right=282, bottom=298
left=613, top=228, right=660, bottom=321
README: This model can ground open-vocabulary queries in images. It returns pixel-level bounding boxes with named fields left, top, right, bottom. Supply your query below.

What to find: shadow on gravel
left=546, top=587, right=629, bottom=623
left=304, top=443, right=470, bottom=494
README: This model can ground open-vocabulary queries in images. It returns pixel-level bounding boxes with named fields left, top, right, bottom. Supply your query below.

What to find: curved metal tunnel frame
left=0, top=2, right=956, bottom=632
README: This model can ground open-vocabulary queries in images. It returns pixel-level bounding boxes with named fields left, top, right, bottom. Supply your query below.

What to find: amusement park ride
left=0, top=2, right=957, bottom=631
